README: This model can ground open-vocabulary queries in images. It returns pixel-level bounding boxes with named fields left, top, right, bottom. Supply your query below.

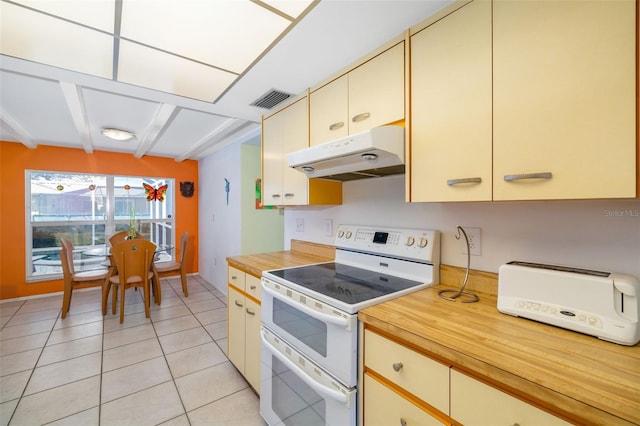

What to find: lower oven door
left=260, top=326, right=356, bottom=426
left=261, top=276, right=358, bottom=387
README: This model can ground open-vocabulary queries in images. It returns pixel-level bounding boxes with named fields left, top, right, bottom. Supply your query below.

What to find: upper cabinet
left=262, top=96, right=342, bottom=207
left=309, top=42, right=405, bottom=147
left=410, top=0, right=492, bottom=202
left=492, top=0, right=636, bottom=200
left=409, top=0, right=637, bottom=202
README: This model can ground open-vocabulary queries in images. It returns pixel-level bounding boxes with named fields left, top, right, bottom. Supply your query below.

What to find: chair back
left=110, top=240, right=157, bottom=283
left=178, top=232, right=189, bottom=263
left=109, top=230, right=144, bottom=247
left=60, top=238, right=76, bottom=276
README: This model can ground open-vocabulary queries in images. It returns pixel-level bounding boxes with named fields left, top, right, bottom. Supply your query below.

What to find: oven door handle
left=261, top=329, right=351, bottom=406
left=262, top=284, right=351, bottom=329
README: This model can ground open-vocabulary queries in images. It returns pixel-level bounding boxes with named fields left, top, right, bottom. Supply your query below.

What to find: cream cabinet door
left=309, top=75, right=348, bottom=146
left=228, top=266, right=246, bottom=291
left=364, top=374, right=444, bottom=426
left=349, top=42, right=405, bottom=135
left=245, top=274, right=261, bottom=300
left=493, top=0, right=636, bottom=200
left=364, top=330, right=449, bottom=414
left=244, top=298, right=261, bottom=394
left=262, top=110, right=285, bottom=206
left=227, top=286, right=245, bottom=373
left=410, top=0, right=492, bottom=202
left=280, top=97, right=309, bottom=205
left=262, top=97, right=309, bottom=206
left=451, top=369, right=570, bottom=425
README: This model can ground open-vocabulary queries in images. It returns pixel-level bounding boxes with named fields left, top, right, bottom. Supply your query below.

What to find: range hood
left=287, top=126, right=405, bottom=181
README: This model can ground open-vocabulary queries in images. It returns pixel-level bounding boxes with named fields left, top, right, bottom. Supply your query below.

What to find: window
left=27, top=171, right=175, bottom=281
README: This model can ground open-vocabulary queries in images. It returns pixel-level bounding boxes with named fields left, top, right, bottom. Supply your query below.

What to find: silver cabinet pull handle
left=447, top=177, right=482, bottom=185
left=284, top=193, right=294, bottom=198
left=504, top=172, right=552, bottom=181
left=400, top=418, right=407, bottom=426
left=352, top=112, right=371, bottom=123
left=392, top=362, right=403, bottom=372
left=250, top=285, right=257, bottom=290
left=231, top=275, right=237, bottom=280
left=246, top=309, right=255, bottom=316
left=329, top=122, right=344, bottom=131
left=234, top=300, right=243, bottom=308
left=271, top=194, right=281, bottom=198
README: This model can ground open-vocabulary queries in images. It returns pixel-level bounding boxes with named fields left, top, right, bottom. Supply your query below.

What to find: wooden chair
left=109, top=230, right=144, bottom=247
left=107, top=239, right=157, bottom=323
left=60, top=238, right=109, bottom=319
left=154, top=232, right=189, bottom=297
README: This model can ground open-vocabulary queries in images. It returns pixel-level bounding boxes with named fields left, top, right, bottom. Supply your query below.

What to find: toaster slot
left=506, top=261, right=610, bottom=277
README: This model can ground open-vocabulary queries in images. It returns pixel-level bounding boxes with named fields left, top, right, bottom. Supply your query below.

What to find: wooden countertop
left=226, top=239, right=335, bottom=278
left=359, top=278, right=640, bottom=425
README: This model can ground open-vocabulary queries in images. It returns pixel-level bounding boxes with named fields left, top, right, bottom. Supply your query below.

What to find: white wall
left=199, top=142, right=285, bottom=295
left=199, top=143, right=242, bottom=293
left=284, top=174, right=640, bottom=278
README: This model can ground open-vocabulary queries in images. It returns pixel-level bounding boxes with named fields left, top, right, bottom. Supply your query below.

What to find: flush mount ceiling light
left=101, top=128, right=136, bottom=141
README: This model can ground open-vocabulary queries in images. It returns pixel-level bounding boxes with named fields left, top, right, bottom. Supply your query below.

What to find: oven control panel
left=335, top=224, right=440, bottom=263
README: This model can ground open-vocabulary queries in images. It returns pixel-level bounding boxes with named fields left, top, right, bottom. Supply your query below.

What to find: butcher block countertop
left=359, top=267, right=640, bottom=426
left=226, top=239, right=335, bottom=278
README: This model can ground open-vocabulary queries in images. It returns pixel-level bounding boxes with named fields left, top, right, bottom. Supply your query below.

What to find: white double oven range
left=260, top=224, right=440, bottom=426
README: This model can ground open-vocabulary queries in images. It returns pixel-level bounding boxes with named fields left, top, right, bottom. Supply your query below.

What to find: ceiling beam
left=175, top=118, right=249, bottom=162
left=0, top=110, right=36, bottom=148
left=196, top=124, right=261, bottom=159
left=134, top=103, right=178, bottom=158
left=59, top=82, right=94, bottom=154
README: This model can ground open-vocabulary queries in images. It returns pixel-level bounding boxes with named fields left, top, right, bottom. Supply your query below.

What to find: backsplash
left=284, top=174, right=640, bottom=278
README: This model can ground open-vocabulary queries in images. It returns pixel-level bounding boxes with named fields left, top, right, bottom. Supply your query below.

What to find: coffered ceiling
left=0, top=0, right=452, bottom=161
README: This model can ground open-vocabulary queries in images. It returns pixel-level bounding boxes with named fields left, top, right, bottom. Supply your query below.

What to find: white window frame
left=26, top=170, right=175, bottom=282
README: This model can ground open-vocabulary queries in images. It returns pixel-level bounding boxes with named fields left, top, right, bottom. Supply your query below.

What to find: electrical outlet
left=324, top=219, right=333, bottom=237
left=460, top=227, right=482, bottom=256
left=296, top=218, right=304, bottom=232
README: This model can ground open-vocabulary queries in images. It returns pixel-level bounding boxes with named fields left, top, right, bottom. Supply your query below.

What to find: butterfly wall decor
left=143, top=183, right=168, bottom=202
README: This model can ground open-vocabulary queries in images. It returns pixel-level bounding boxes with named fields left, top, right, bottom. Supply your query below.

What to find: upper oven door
left=261, top=276, right=358, bottom=387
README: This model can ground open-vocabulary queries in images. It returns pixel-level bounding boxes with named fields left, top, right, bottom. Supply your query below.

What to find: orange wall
left=0, top=142, right=199, bottom=300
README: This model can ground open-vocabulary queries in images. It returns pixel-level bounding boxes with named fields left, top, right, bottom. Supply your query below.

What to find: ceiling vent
left=250, top=89, right=293, bottom=110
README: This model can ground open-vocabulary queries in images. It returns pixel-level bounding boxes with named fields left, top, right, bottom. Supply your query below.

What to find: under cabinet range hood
left=287, top=126, right=405, bottom=181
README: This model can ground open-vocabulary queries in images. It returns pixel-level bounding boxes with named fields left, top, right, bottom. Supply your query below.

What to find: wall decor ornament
left=143, top=183, right=168, bottom=202
left=224, top=178, right=230, bottom=205
left=180, top=181, right=194, bottom=197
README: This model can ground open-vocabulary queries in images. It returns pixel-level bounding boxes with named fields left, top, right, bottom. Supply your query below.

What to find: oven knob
left=338, top=230, right=345, bottom=238
left=406, top=237, right=415, bottom=246
left=345, top=231, right=352, bottom=239
left=419, top=238, right=428, bottom=248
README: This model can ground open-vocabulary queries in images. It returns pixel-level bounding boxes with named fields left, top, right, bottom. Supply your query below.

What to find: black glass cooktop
left=268, top=262, right=422, bottom=306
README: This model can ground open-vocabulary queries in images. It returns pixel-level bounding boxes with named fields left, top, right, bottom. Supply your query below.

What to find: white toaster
left=497, top=261, right=640, bottom=346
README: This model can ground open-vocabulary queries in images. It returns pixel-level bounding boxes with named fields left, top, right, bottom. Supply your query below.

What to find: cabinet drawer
left=451, top=369, right=570, bottom=425
left=245, top=274, right=261, bottom=301
left=364, top=330, right=449, bottom=414
left=228, top=267, right=245, bottom=291
left=364, top=373, right=444, bottom=426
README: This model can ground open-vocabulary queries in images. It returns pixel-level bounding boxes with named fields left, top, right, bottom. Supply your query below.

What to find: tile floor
left=0, top=275, right=266, bottom=426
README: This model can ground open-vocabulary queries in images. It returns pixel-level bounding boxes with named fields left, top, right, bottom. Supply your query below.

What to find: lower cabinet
left=363, top=327, right=570, bottom=425
left=364, top=374, right=443, bottom=426
left=227, top=267, right=261, bottom=393
left=450, top=369, right=570, bottom=426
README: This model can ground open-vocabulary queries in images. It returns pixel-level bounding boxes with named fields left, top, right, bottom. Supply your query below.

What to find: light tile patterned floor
left=0, top=276, right=266, bottom=426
